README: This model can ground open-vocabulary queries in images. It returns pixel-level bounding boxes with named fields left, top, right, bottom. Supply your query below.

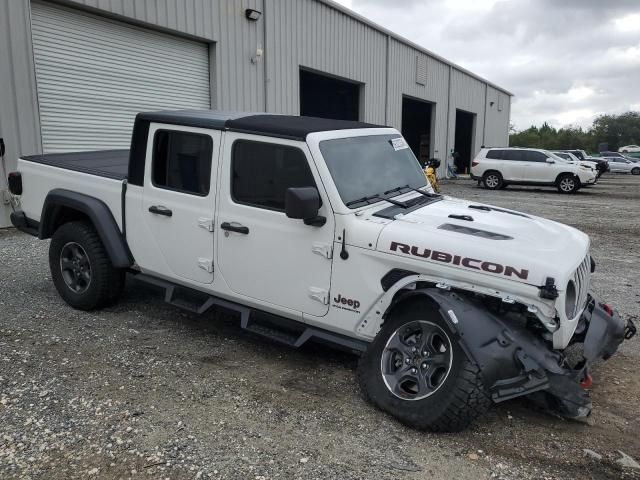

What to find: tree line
left=509, top=111, right=640, bottom=153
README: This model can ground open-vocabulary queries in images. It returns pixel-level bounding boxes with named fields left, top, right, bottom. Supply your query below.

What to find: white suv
left=471, top=147, right=597, bottom=193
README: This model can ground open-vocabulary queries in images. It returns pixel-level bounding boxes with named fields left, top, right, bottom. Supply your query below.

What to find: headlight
left=565, top=280, right=577, bottom=318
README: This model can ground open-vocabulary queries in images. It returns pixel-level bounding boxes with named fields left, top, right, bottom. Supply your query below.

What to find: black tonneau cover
left=22, top=150, right=129, bottom=180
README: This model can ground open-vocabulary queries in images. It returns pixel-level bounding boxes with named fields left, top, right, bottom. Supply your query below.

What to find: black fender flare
left=39, top=189, right=133, bottom=268
left=387, top=288, right=590, bottom=413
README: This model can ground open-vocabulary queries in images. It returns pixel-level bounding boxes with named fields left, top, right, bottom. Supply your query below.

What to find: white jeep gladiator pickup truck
left=7, top=110, right=635, bottom=431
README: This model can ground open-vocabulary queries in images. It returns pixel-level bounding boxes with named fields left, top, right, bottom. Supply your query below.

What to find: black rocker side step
left=243, top=322, right=301, bottom=347
left=132, top=273, right=366, bottom=353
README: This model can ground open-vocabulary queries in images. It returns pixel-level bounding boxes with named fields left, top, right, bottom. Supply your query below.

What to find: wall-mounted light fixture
left=245, top=8, right=262, bottom=21
left=489, top=101, right=495, bottom=107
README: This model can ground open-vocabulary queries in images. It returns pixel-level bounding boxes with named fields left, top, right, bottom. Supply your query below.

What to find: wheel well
left=47, top=207, right=91, bottom=236
left=482, top=170, right=502, bottom=178
left=555, top=172, right=576, bottom=184
left=384, top=290, right=441, bottom=326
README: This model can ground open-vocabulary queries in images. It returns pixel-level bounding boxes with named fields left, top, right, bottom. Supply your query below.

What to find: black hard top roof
left=136, top=110, right=386, bottom=140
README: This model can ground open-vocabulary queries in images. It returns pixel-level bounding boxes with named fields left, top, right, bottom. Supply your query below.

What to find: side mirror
left=285, top=187, right=326, bottom=226
left=546, top=158, right=555, bottom=163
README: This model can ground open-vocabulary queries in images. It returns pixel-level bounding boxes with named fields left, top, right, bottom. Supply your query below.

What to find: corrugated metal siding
left=264, top=0, right=387, bottom=123
left=0, top=0, right=41, bottom=227
left=448, top=69, right=487, bottom=162
left=484, top=85, right=511, bottom=147
left=31, top=1, right=211, bottom=152
left=387, top=38, right=450, bottom=171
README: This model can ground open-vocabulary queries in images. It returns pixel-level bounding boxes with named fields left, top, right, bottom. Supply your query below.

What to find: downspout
left=482, top=83, right=488, bottom=147
left=445, top=65, right=452, bottom=177
left=384, top=34, right=390, bottom=125
left=263, top=0, right=268, bottom=112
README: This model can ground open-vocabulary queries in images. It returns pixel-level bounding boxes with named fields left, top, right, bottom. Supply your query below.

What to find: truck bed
left=22, top=150, right=129, bottom=181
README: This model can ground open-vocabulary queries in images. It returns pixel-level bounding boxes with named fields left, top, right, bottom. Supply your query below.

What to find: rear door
left=141, top=125, right=220, bottom=284
left=216, top=133, right=335, bottom=316
left=500, top=150, right=526, bottom=181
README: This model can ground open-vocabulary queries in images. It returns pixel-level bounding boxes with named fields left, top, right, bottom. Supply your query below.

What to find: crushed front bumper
left=411, top=289, right=635, bottom=419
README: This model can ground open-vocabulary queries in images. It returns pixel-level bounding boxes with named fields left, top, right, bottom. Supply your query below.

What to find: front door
left=521, top=150, right=554, bottom=182
left=217, top=133, right=334, bottom=316
left=141, top=125, right=220, bottom=284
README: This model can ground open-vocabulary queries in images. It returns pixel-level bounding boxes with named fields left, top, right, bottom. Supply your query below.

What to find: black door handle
left=148, top=205, right=173, bottom=217
left=221, top=222, right=249, bottom=234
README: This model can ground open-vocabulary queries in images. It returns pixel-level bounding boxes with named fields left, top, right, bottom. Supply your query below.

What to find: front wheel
left=632, top=167, right=640, bottom=175
left=557, top=174, right=580, bottom=194
left=49, top=221, right=125, bottom=310
left=357, top=300, right=491, bottom=432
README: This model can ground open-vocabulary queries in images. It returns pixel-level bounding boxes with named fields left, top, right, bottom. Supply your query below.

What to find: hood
left=375, top=196, right=589, bottom=287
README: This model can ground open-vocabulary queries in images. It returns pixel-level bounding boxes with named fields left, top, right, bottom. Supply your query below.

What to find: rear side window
left=152, top=130, right=213, bottom=196
left=486, top=150, right=504, bottom=159
left=231, top=140, right=317, bottom=211
left=502, top=150, right=526, bottom=161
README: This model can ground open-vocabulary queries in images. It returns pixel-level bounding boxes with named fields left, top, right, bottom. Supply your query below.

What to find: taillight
left=8, top=172, right=22, bottom=195
left=601, top=303, right=613, bottom=316
left=471, top=160, right=479, bottom=167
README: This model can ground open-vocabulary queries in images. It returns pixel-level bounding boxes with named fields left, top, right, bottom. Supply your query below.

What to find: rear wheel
left=482, top=171, right=503, bottom=190
left=632, top=167, right=640, bottom=175
left=357, top=300, right=491, bottom=432
left=49, top=221, right=125, bottom=310
left=557, top=174, right=579, bottom=194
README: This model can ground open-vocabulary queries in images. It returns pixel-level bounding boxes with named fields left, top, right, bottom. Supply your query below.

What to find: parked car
left=604, top=157, right=640, bottom=175
left=471, top=147, right=597, bottom=193
left=556, top=149, right=609, bottom=176
left=551, top=151, right=598, bottom=171
left=7, top=110, right=634, bottom=431
left=600, top=151, right=629, bottom=159
left=619, top=145, right=640, bottom=153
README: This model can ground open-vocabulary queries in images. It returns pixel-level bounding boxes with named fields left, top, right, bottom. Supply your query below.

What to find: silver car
left=602, top=157, right=640, bottom=175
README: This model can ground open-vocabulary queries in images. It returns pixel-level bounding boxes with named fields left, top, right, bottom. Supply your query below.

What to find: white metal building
left=0, top=0, right=512, bottom=228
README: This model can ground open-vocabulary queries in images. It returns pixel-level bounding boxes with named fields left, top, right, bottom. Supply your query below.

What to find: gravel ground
left=1, top=174, right=639, bottom=480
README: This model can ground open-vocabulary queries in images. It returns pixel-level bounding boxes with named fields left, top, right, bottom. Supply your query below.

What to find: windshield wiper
left=410, top=187, right=441, bottom=198
left=345, top=193, right=408, bottom=208
left=383, top=185, right=412, bottom=196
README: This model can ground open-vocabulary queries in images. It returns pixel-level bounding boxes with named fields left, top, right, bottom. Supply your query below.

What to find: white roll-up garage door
left=31, top=2, right=211, bottom=153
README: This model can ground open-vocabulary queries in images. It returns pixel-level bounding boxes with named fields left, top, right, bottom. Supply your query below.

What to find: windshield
left=547, top=151, right=569, bottom=162
left=319, top=134, right=428, bottom=208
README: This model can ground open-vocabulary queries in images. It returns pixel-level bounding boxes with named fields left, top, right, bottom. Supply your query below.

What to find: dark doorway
left=454, top=109, right=476, bottom=174
left=300, top=69, right=360, bottom=120
left=401, top=96, right=433, bottom=166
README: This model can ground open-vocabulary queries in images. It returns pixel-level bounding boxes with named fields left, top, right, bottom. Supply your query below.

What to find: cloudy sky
left=333, top=0, right=640, bottom=131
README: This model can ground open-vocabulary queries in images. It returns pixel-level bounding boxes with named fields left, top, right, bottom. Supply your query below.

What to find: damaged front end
left=410, top=289, right=636, bottom=418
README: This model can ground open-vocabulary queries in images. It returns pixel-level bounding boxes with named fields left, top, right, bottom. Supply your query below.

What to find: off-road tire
left=49, top=221, right=125, bottom=310
left=357, top=299, right=491, bottom=432
left=632, top=167, right=640, bottom=176
left=482, top=171, right=503, bottom=190
left=557, top=173, right=579, bottom=194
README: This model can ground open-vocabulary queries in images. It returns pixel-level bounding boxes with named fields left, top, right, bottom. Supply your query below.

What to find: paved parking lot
left=1, top=174, right=639, bottom=480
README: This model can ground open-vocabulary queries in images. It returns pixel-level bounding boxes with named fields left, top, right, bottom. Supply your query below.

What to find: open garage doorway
left=300, top=69, right=361, bottom=120
left=401, top=96, right=433, bottom=166
left=454, top=110, right=476, bottom=174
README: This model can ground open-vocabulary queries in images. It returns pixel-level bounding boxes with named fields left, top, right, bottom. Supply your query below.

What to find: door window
left=231, top=140, right=317, bottom=211
left=152, top=130, right=213, bottom=196
left=502, top=150, right=526, bottom=161
left=524, top=151, right=548, bottom=162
